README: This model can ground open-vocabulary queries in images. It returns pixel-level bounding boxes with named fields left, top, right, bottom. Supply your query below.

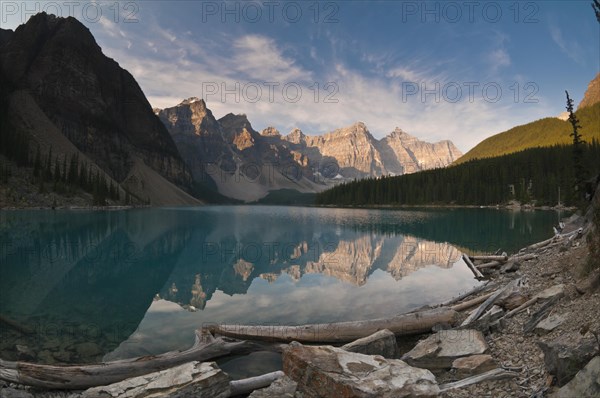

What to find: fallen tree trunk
left=476, top=261, right=503, bottom=270
left=441, top=282, right=495, bottom=307
left=462, top=254, right=484, bottom=279
left=503, top=297, right=538, bottom=319
left=451, top=292, right=495, bottom=312
left=205, top=307, right=458, bottom=344
left=460, top=280, right=521, bottom=327
left=439, top=368, right=519, bottom=392
left=0, top=331, right=269, bottom=390
left=229, top=371, right=285, bottom=396
left=469, top=255, right=508, bottom=263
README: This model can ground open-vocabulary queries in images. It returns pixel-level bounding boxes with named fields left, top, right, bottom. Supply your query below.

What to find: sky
left=1, top=1, right=598, bottom=152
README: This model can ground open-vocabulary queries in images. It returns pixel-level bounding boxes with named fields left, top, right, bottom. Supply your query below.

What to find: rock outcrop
left=402, top=329, right=488, bottom=370
left=552, top=356, right=600, bottom=398
left=283, top=342, right=440, bottom=397
left=578, top=73, right=600, bottom=110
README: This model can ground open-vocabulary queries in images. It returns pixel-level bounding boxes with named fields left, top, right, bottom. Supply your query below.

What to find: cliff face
left=0, top=13, right=199, bottom=205
left=578, top=73, right=600, bottom=110
left=157, top=100, right=319, bottom=202
left=157, top=99, right=462, bottom=201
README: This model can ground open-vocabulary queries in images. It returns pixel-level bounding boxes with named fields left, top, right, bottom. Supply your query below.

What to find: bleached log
left=439, top=368, right=519, bottom=392
left=441, top=282, right=495, bottom=307
left=460, top=280, right=520, bottom=327
left=0, top=331, right=267, bottom=390
left=523, top=295, right=561, bottom=334
left=510, top=253, right=537, bottom=262
left=229, top=371, right=285, bottom=396
left=503, top=297, right=538, bottom=319
left=205, top=307, right=458, bottom=343
left=469, top=255, right=508, bottom=263
left=451, top=292, right=495, bottom=312
left=476, top=261, right=503, bottom=270
left=462, top=254, right=484, bottom=279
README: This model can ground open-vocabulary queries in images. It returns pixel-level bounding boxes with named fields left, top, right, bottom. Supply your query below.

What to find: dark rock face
left=0, top=13, right=192, bottom=188
left=538, top=334, right=599, bottom=386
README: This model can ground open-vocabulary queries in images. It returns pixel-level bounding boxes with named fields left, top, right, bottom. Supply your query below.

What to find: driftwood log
left=439, top=368, right=519, bottom=392
left=451, top=292, right=495, bottom=312
left=229, top=371, right=285, bottom=396
left=460, top=280, right=521, bottom=327
left=462, top=254, right=484, bottom=279
left=205, top=307, right=458, bottom=343
left=0, top=331, right=272, bottom=390
left=440, top=282, right=495, bottom=307
left=469, top=255, right=508, bottom=263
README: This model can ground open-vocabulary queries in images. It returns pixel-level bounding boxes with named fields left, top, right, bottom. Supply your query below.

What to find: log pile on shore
left=1, top=212, right=599, bottom=397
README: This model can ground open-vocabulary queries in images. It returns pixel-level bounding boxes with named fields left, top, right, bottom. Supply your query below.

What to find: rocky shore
left=1, top=209, right=598, bottom=397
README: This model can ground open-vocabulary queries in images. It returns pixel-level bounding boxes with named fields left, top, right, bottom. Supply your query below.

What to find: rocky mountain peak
left=285, top=128, right=306, bottom=144
left=387, top=127, right=416, bottom=142
left=261, top=127, right=281, bottom=137
left=180, top=97, right=205, bottom=106
left=578, top=73, right=600, bottom=110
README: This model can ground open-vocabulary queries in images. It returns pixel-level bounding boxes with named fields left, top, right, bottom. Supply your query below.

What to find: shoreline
left=0, top=209, right=596, bottom=397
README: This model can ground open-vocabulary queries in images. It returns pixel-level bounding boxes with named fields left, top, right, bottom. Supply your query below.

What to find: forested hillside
left=316, top=141, right=600, bottom=207
left=455, top=102, right=600, bottom=164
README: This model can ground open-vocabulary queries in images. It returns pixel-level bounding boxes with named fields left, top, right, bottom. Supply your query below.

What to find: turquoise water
left=0, top=206, right=562, bottom=368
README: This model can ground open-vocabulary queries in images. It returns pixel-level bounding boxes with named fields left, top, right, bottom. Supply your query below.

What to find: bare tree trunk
left=205, top=307, right=458, bottom=343
left=0, top=331, right=269, bottom=390
left=229, top=371, right=285, bottom=396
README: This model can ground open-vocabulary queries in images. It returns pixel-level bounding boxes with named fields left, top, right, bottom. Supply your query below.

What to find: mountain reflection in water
left=0, top=206, right=561, bottom=364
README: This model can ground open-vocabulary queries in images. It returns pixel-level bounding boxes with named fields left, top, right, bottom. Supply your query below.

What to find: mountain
left=0, top=13, right=200, bottom=206
left=455, top=74, right=600, bottom=165
left=156, top=99, right=462, bottom=202
left=579, top=73, right=600, bottom=110
left=156, top=98, right=321, bottom=202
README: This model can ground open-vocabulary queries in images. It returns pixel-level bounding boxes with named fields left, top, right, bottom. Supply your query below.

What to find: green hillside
left=455, top=102, right=600, bottom=164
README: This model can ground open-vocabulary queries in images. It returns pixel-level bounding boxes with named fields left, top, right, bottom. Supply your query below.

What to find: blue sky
left=1, top=1, right=598, bottom=151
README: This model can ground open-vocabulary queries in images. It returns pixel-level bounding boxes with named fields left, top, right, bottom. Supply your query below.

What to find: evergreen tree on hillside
left=566, top=91, right=587, bottom=201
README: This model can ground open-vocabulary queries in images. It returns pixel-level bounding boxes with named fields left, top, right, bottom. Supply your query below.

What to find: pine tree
left=565, top=90, right=587, bottom=201
left=33, top=145, right=41, bottom=177
left=593, top=0, right=600, bottom=22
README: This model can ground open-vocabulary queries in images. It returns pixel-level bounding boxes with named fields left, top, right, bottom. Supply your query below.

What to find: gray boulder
left=284, top=342, right=439, bottom=397
left=402, top=329, right=488, bottom=369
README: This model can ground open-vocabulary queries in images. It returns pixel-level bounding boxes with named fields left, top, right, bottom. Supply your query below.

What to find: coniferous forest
left=316, top=141, right=600, bottom=207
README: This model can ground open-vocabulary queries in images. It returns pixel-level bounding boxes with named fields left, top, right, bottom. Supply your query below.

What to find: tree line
left=316, top=141, right=600, bottom=207
left=0, top=94, right=132, bottom=206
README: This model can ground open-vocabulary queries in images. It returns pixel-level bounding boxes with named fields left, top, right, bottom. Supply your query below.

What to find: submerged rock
left=283, top=342, right=439, bottom=397
left=402, top=329, right=488, bottom=369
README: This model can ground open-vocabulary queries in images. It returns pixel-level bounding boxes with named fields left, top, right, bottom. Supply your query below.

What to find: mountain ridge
left=0, top=12, right=201, bottom=206
left=156, top=98, right=462, bottom=201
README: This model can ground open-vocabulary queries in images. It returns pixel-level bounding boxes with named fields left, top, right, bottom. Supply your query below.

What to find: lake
left=0, top=206, right=563, bottom=375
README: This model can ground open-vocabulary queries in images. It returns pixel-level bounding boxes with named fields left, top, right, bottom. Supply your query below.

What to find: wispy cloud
left=487, top=48, right=511, bottom=71
left=86, top=16, right=553, bottom=153
left=550, top=25, right=585, bottom=66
